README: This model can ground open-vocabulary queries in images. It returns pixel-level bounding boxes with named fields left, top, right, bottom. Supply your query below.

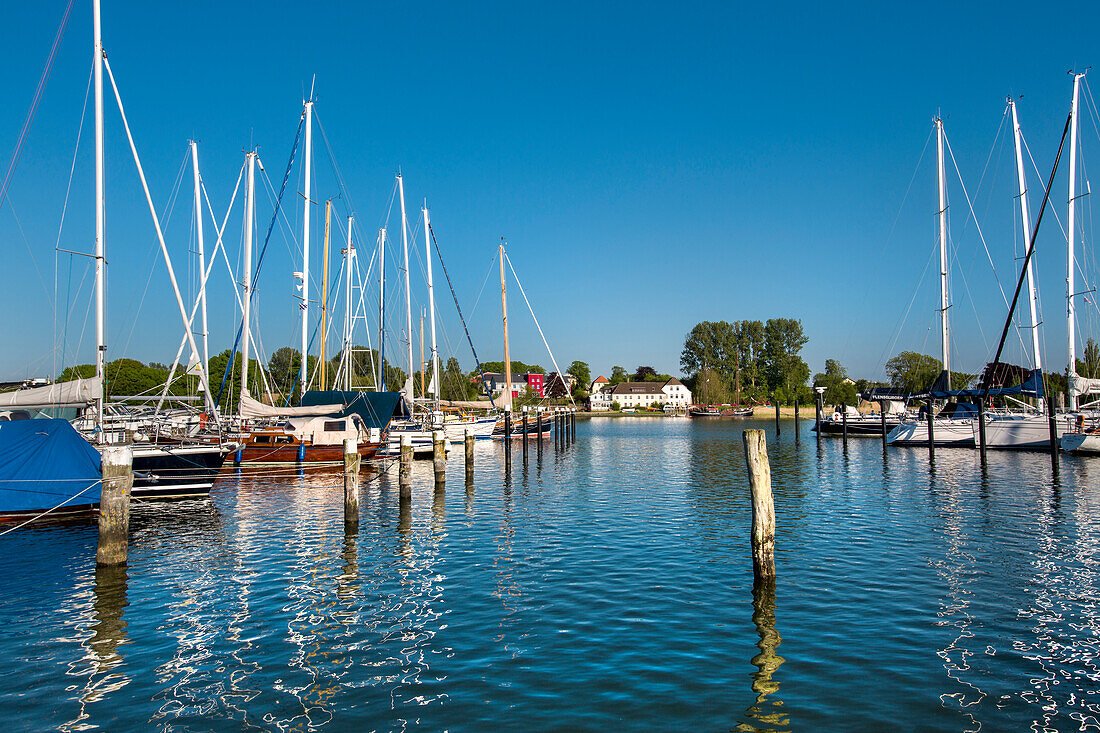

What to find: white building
left=609, top=378, right=692, bottom=409
left=588, top=390, right=612, bottom=411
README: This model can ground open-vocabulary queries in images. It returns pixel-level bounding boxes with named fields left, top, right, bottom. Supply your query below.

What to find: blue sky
left=2, top=1, right=1100, bottom=385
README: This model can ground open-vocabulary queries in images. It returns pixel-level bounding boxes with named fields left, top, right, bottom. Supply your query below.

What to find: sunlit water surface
left=1, top=418, right=1099, bottom=731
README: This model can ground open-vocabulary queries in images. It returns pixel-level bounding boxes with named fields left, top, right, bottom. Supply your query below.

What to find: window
left=253, top=435, right=271, bottom=444
left=324, top=420, right=345, bottom=432
left=275, top=436, right=294, bottom=444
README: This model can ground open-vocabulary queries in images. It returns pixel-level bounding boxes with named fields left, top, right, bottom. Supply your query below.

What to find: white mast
left=240, top=151, right=256, bottom=399
left=423, top=204, right=439, bottom=408
left=1009, top=99, right=1043, bottom=410
left=378, top=227, right=386, bottom=390
left=398, top=174, right=414, bottom=402
left=93, top=0, right=106, bottom=435
left=299, top=97, right=314, bottom=398
left=190, top=141, right=210, bottom=375
left=936, top=116, right=951, bottom=390
left=1068, top=73, right=1084, bottom=411
left=342, top=216, right=354, bottom=391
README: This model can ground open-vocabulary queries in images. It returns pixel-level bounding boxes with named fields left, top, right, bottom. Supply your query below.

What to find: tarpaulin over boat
left=238, top=393, right=344, bottom=419
left=0, top=419, right=101, bottom=515
left=1070, top=372, right=1100, bottom=397
left=299, top=391, right=402, bottom=431
left=0, top=377, right=100, bottom=407
left=915, top=368, right=1044, bottom=400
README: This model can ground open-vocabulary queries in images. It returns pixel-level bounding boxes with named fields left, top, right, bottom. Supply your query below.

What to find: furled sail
left=0, top=377, right=101, bottom=407
left=1070, top=372, right=1100, bottom=398
left=238, top=393, right=344, bottom=419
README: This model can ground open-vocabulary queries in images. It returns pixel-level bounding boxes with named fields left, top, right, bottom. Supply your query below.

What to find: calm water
left=2, top=417, right=1099, bottom=731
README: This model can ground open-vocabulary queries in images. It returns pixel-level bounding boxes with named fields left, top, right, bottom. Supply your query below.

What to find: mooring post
left=464, top=427, right=475, bottom=480
left=343, top=437, right=360, bottom=531
left=571, top=408, right=577, bottom=441
left=742, top=429, right=775, bottom=580
left=880, top=404, right=888, bottom=450
left=504, top=406, right=512, bottom=464
left=815, top=393, right=822, bottom=442
left=1048, top=410, right=1060, bottom=474
left=522, top=408, right=529, bottom=460
left=841, top=403, right=848, bottom=453
left=399, top=434, right=412, bottom=499
left=432, top=430, right=446, bottom=486
left=926, top=398, right=936, bottom=461
left=976, top=399, right=987, bottom=466
left=536, top=409, right=544, bottom=459
left=97, top=446, right=133, bottom=567
left=794, top=400, right=800, bottom=443
left=774, top=400, right=780, bottom=436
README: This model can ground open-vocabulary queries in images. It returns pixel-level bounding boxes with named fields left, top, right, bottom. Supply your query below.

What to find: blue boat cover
left=299, top=391, right=402, bottom=432
left=0, top=419, right=101, bottom=514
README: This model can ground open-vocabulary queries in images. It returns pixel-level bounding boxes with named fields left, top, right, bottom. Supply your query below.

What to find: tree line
left=679, top=319, right=810, bottom=405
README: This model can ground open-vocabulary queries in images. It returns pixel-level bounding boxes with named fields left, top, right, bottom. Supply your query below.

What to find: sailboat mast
left=1009, top=99, right=1043, bottom=409
left=419, top=310, right=425, bottom=398
left=378, top=227, right=386, bottom=390
left=500, top=240, right=512, bottom=411
left=299, top=98, right=313, bottom=398
left=343, top=216, right=354, bottom=391
left=190, top=141, right=210, bottom=379
left=424, top=205, right=439, bottom=408
left=93, top=0, right=105, bottom=435
left=1068, top=73, right=1084, bottom=411
left=936, top=117, right=951, bottom=389
left=320, top=199, right=331, bottom=390
left=398, top=174, right=414, bottom=401
left=241, top=151, right=256, bottom=399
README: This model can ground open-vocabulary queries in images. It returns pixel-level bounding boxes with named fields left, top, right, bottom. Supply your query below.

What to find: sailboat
left=887, top=117, right=977, bottom=447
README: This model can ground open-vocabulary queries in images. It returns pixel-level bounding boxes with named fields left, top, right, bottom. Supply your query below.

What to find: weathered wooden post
left=504, top=406, right=512, bottom=462
left=571, top=408, right=577, bottom=442
left=880, top=404, right=888, bottom=450
left=774, top=400, right=780, bottom=436
left=522, top=407, right=529, bottom=461
left=536, top=408, right=544, bottom=460
left=1048, top=411, right=1060, bottom=474
left=432, top=430, right=446, bottom=486
left=976, top=400, right=987, bottom=466
left=815, top=391, right=822, bottom=443
left=794, top=400, right=800, bottom=443
left=841, top=403, right=848, bottom=453
left=742, top=429, right=775, bottom=580
left=97, top=446, right=134, bottom=567
left=399, top=434, right=412, bottom=499
left=464, top=427, right=475, bottom=480
left=343, top=438, right=360, bottom=531
left=926, top=398, right=936, bottom=461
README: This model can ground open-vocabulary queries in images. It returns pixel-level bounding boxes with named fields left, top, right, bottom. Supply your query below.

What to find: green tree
left=441, top=357, right=475, bottom=401
left=609, top=366, right=628, bottom=385
left=568, top=360, right=592, bottom=395
left=761, top=318, right=810, bottom=402
left=813, top=358, right=858, bottom=406
left=545, top=372, right=569, bottom=399
left=634, top=365, right=657, bottom=381
left=885, top=351, right=943, bottom=393
left=1076, top=337, right=1100, bottom=378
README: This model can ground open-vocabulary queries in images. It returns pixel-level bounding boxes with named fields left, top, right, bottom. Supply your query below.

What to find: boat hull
left=815, top=417, right=903, bottom=436
left=886, top=419, right=975, bottom=446
left=130, top=443, right=232, bottom=499
left=1060, top=432, right=1100, bottom=454
left=235, top=441, right=382, bottom=465
left=980, top=416, right=1069, bottom=450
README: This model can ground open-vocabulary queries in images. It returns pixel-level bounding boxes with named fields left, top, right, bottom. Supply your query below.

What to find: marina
left=1, top=418, right=1098, bottom=729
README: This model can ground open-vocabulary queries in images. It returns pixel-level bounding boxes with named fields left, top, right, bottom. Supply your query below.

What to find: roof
left=610, top=381, right=666, bottom=395
left=664, top=377, right=685, bottom=387
left=593, top=376, right=608, bottom=383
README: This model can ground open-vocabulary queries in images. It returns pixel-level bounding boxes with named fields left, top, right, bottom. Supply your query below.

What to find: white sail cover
left=238, top=394, right=344, bottom=419
left=0, top=377, right=101, bottom=407
left=1071, top=372, right=1100, bottom=397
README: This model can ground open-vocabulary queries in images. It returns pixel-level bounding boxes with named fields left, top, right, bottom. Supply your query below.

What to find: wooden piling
left=1048, top=412, right=1060, bottom=474
left=794, top=400, right=800, bottom=442
left=841, top=403, right=848, bottom=452
left=399, top=434, right=412, bottom=498
left=537, top=410, right=544, bottom=460
left=742, top=429, right=775, bottom=580
left=976, top=400, right=987, bottom=466
left=571, top=409, right=576, bottom=441
left=97, top=446, right=133, bottom=567
left=432, top=430, right=446, bottom=485
left=880, top=406, right=887, bottom=451
left=504, top=408, right=512, bottom=462
left=522, top=410, right=529, bottom=459
left=774, top=401, right=780, bottom=436
left=343, top=438, right=360, bottom=531
left=926, top=398, right=936, bottom=460
left=464, top=428, right=475, bottom=480
left=815, top=393, right=822, bottom=442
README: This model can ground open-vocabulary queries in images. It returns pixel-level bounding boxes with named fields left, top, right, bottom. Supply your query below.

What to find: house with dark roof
left=609, top=378, right=692, bottom=409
